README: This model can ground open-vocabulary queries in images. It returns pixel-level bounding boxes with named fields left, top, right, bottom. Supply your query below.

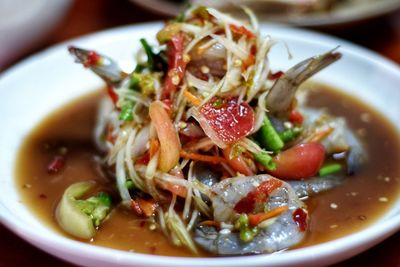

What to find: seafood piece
left=265, top=50, right=341, bottom=117
left=192, top=162, right=220, bottom=187
left=301, top=107, right=366, bottom=175
left=68, top=46, right=127, bottom=87
left=288, top=174, right=344, bottom=199
left=195, top=175, right=308, bottom=255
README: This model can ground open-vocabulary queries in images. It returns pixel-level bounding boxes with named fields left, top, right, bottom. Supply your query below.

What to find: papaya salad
left=61, top=6, right=365, bottom=255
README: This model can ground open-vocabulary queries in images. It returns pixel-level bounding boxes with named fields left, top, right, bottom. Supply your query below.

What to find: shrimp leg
left=288, top=174, right=344, bottom=199
left=68, top=46, right=128, bottom=87
left=265, top=49, right=341, bottom=117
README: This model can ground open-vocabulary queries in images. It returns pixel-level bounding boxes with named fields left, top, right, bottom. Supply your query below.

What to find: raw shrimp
left=68, top=46, right=127, bottom=87
left=265, top=49, right=341, bottom=118
left=195, top=175, right=308, bottom=255
left=300, top=107, right=366, bottom=175
left=288, top=175, right=344, bottom=199
left=192, top=162, right=342, bottom=199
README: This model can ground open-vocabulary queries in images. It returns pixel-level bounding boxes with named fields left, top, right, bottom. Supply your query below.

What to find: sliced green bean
left=257, top=116, right=284, bottom=152
left=319, top=163, right=342, bottom=177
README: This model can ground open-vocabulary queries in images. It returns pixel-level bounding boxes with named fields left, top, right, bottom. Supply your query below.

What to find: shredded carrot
left=308, top=127, right=334, bottom=143
left=199, top=220, right=220, bottom=228
left=180, top=150, right=227, bottom=164
left=131, top=199, right=159, bottom=217
left=156, top=178, right=187, bottom=198
left=137, top=199, right=159, bottom=217
left=229, top=24, right=255, bottom=39
left=183, top=90, right=201, bottom=107
left=242, top=44, right=257, bottom=70
left=149, top=138, right=160, bottom=158
left=248, top=206, right=289, bottom=227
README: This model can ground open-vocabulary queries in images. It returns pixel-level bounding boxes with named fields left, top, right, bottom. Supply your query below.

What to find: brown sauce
left=15, top=84, right=400, bottom=256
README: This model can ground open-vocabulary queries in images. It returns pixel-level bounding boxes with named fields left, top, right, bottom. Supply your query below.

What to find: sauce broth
left=16, top=84, right=400, bottom=256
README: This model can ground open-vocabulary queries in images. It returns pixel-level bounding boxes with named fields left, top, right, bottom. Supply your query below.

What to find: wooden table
left=1, top=0, right=399, bottom=266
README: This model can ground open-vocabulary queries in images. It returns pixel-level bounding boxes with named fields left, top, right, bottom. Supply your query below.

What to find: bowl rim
left=128, top=0, right=400, bottom=27
left=0, top=21, right=399, bottom=267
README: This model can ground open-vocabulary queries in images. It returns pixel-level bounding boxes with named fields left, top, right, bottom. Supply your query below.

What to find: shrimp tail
left=68, top=46, right=127, bottom=87
left=266, top=49, right=342, bottom=117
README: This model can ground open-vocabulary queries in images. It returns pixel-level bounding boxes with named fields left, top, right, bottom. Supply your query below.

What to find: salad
left=59, top=5, right=364, bottom=255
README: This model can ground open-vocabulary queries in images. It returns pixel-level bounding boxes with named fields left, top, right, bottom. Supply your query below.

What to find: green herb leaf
left=119, top=102, right=134, bottom=121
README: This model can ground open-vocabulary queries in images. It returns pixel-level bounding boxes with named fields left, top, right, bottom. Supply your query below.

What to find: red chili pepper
left=293, top=208, right=308, bottom=232
left=137, top=199, right=159, bottom=217
left=268, top=71, right=284, bottom=80
left=162, top=99, right=173, bottom=116
left=229, top=24, right=255, bottom=39
left=130, top=199, right=158, bottom=217
left=47, top=155, right=65, bottom=174
left=107, top=85, right=118, bottom=104
left=234, top=179, right=283, bottom=213
left=83, top=51, right=101, bottom=68
left=289, top=109, right=304, bottom=125
left=130, top=199, right=143, bottom=215
left=242, top=44, right=257, bottom=70
left=135, top=153, right=150, bottom=166
left=161, top=33, right=187, bottom=99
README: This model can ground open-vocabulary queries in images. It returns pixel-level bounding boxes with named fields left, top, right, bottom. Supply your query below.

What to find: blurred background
left=0, top=0, right=399, bottom=266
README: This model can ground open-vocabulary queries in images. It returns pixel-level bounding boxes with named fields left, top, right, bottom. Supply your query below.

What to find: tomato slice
left=222, top=146, right=253, bottom=176
left=269, top=143, right=325, bottom=180
left=199, top=97, right=255, bottom=145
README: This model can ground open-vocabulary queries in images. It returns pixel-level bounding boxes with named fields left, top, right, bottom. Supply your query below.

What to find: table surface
left=1, top=0, right=400, bottom=266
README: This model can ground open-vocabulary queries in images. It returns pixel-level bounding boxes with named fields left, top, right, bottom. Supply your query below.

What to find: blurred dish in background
left=129, top=0, right=400, bottom=28
left=0, top=0, right=72, bottom=70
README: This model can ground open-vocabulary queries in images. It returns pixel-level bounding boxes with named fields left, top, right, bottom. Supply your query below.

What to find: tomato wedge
left=161, top=33, right=187, bottom=99
left=199, top=97, right=255, bottom=146
left=222, top=146, right=253, bottom=176
left=268, top=143, right=325, bottom=180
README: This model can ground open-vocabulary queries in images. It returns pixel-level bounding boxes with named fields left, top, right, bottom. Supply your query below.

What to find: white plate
left=129, top=0, right=400, bottom=27
left=0, top=22, right=399, bottom=267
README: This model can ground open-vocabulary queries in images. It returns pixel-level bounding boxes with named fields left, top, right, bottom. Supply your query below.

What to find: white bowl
left=0, top=22, right=399, bottom=267
left=129, top=0, right=400, bottom=28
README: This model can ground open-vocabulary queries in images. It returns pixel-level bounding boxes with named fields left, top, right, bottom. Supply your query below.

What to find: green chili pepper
left=319, top=163, right=342, bottom=177
left=279, top=126, right=303, bottom=143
